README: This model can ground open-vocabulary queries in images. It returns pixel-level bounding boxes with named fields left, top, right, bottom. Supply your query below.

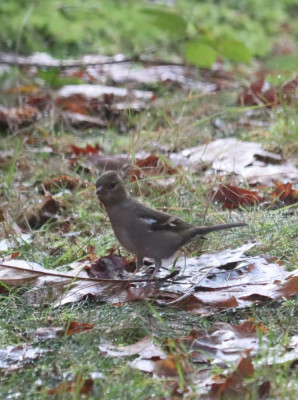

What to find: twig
left=163, top=265, right=218, bottom=305
left=156, top=270, right=180, bottom=282
left=0, top=54, right=188, bottom=69
left=0, top=263, right=155, bottom=284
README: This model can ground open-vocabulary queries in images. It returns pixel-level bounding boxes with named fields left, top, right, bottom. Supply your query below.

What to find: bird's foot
left=155, top=270, right=180, bottom=282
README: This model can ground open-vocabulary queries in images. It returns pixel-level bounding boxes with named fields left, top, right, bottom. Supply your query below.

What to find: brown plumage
left=96, top=171, right=247, bottom=276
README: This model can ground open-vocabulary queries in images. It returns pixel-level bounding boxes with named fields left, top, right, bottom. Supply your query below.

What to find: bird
left=96, top=171, right=247, bottom=277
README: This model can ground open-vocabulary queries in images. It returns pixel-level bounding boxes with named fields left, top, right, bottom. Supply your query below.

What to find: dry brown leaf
left=154, top=354, right=193, bottom=379
left=0, top=105, right=39, bottom=126
left=0, top=259, right=50, bottom=286
left=89, top=252, right=134, bottom=279
left=40, top=175, right=90, bottom=193
left=212, top=184, right=263, bottom=209
left=0, top=259, right=122, bottom=307
left=26, top=93, right=52, bottom=110
left=130, top=154, right=178, bottom=182
left=47, top=378, right=94, bottom=395
left=66, top=321, right=94, bottom=335
left=210, top=353, right=254, bottom=397
left=58, top=84, right=154, bottom=112
left=178, top=320, right=267, bottom=366
left=270, top=181, right=298, bottom=205
left=238, top=78, right=298, bottom=107
left=154, top=243, right=298, bottom=315
left=33, top=321, right=94, bottom=340
left=258, top=381, right=271, bottom=398
left=116, top=320, right=297, bottom=385
left=1, top=243, right=297, bottom=312
left=69, top=143, right=103, bottom=156
left=6, top=84, right=40, bottom=95
left=238, top=78, right=266, bottom=106
left=56, top=94, right=89, bottom=114
left=17, top=195, right=60, bottom=230
left=99, top=336, right=166, bottom=374
left=0, top=257, right=149, bottom=308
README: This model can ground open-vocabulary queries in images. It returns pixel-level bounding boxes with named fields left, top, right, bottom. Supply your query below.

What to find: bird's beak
left=96, top=185, right=103, bottom=195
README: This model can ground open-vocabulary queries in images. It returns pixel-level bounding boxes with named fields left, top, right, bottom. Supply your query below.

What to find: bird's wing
left=135, top=203, right=193, bottom=233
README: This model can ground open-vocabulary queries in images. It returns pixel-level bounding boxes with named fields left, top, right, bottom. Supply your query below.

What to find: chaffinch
left=96, top=171, right=247, bottom=276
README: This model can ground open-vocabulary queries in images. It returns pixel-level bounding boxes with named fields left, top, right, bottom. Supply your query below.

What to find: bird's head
left=95, top=171, right=128, bottom=206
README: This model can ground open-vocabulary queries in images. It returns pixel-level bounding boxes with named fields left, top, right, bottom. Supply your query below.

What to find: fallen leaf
left=40, top=175, right=90, bottom=193
left=264, top=78, right=298, bottom=106
left=17, top=196, right=60, bottom=229
left=238, top=78, right=298, bottom=107
left=70, top=144, right=103, bottom=156
left=99, top=335, right=165, bottom=358
left=62, top=111, right=107, bottom=127
left=0, top=258, right=145, bottom=307
left=154, top=354, right=193, bottom=378
left=83, top=154, right=132, bottom=174
left=171, top=138, right=298, bottom=186
left=0, top=259, right=50, bottom=286
left=99, top=336, right=194, bottom=377
left=56, top=94, right=89, bottom=114
left=130, top=154, right=178, bottom=181
left=0, top=345, right=46, bottom=370
left=34, top=327, right=65, bottom=340
left=172, top=138, right=281, bottom=173
left=258, top=381, right=271, bottom=398
left=0, top=105, right=39, bottom=126
left=238, top=78, right=266, bottom=106
left=6, top=85, right=40, bottom=95
left=212, top=184, right=263, bottom=209
left=66, top=321, right=94, bottom=335
left=154, top=243, right=298, bottom=315
left=270, top=181, right=297, bottom=205
left=109, top=320, right=298, bottom=387
left=89, top=252, right=134, bottom=279
left=0, top=53, right=233, bottom=93
left=26, top=93, right=52, bottom=110
left=1, top=243, right=297, bottom=312
left=210, top=353, right=254, bottom=397
left=47, top=377, right=94, bottom=395
left=176, top=320, right=267, bottom=367
left=33, top=321, right=94, bottom=339
left=58, top=84, right=154, bottom=104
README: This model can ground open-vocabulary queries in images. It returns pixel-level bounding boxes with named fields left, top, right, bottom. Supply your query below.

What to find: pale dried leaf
left=0, top=345, right=46, bottom=370
left=58, top=84, right=154, bottom=101
left=0, top=259, right=50, bottom=285
left=99, top=335, right=165, bottom=359
left=171, top=138, right=298, bottom=185
left=0, top=259, right=126, bottom=307
left=154, top=243, right=298, bottom=314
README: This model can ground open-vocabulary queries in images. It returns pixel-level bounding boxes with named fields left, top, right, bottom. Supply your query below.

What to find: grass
left=0, top=86, right=297, bottom=398
left=1, top=295, right=297, bottom=399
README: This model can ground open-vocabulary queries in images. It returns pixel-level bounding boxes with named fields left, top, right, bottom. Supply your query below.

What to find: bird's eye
left=110, top=182, right=117, bottom=189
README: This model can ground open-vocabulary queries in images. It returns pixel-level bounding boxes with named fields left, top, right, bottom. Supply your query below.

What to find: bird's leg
left=151, top=259, right=162, bottom=278
left=136, top=256, right=144, bottom=271
left=129, top=256, right=144, bottom=280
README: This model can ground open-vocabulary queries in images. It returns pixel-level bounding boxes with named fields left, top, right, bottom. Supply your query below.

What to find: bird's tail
left=195, top=222, right=247, bottom=235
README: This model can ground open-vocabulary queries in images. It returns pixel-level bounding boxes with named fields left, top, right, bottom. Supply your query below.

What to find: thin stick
left=163, top=266, right=218, bottom=306
left=0, top=263, right=154, bottom=283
